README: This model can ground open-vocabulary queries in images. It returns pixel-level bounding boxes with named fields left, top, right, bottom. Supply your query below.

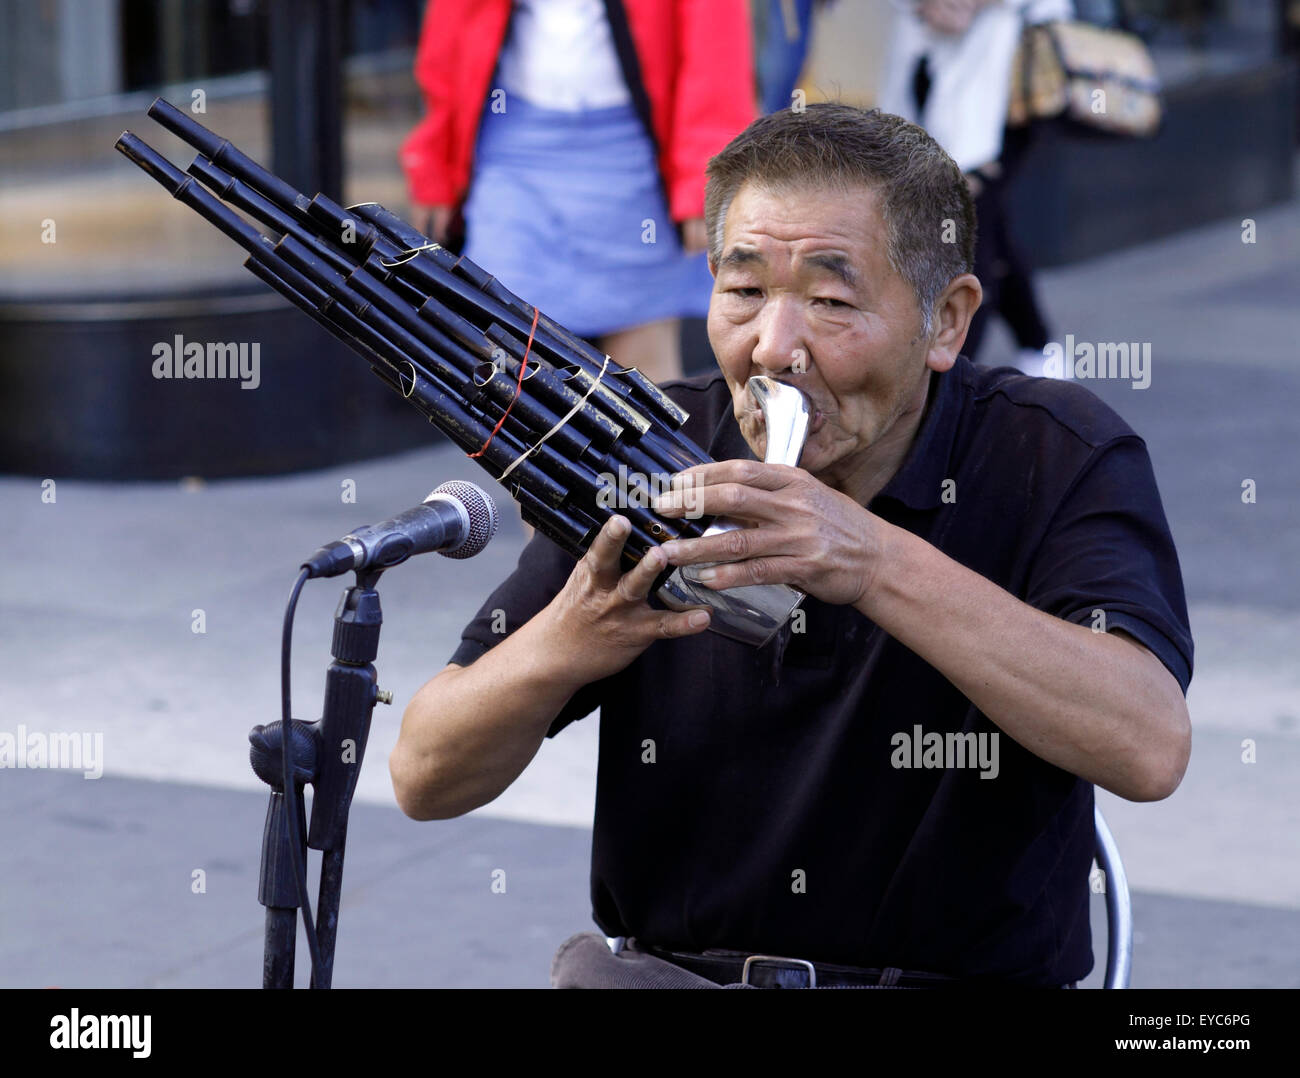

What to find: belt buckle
left=741, top=954, right=817, bottom=988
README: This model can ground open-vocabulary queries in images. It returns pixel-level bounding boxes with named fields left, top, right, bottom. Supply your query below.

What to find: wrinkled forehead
left=713, top=178, right=891, bottom=279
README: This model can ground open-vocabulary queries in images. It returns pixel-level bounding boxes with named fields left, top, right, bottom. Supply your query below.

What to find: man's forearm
left=391, top=516, right=714, bottom=820
left=390, top=606, right=589, bottom=820
left=857, top=521, right=1191, bottom=801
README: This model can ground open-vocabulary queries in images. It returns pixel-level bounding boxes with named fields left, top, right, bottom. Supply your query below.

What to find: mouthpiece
left=746, top=376, right=812, bottom=467
left=653, top=376, right=811, bottom=646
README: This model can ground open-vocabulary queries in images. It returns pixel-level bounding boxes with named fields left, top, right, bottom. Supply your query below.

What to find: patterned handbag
left=1007, top=20, right=1162, bottom=138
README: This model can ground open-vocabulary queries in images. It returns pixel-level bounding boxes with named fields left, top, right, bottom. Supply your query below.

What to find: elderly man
left=389, top=104, right=1192, bottom=988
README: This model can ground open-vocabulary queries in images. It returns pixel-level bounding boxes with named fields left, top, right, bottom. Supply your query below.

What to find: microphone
left=302, top=480, right=499, bottom=578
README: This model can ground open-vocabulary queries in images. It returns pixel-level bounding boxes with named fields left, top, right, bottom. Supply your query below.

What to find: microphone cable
left=279, top=566, right=324, bottom=985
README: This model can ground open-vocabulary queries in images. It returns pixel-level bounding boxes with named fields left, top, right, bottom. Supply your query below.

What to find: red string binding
left=468, top=305, right=540, bottom=459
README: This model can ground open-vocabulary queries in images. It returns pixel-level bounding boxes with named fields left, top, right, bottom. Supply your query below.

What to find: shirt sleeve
left=1023, top=435, right=1194, bottom=693
left=448, top=530, right=608, bottom=738
left=399, top=0, right=457, bottom=206
left=664, top=0, right=755, bottom=222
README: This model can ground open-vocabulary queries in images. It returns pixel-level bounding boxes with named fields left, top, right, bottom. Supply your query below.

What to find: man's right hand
left=391, top=515, right=708, bottom=821
left=542, top=515, right=712, bottom=687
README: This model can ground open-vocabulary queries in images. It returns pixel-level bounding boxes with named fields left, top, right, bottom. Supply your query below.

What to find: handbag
left=1007, top=19, right=1162, bottom=138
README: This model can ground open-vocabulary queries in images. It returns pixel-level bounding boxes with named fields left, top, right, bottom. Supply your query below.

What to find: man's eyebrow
left=716, top=247, right=765, bottom=271
left=803, top=252, right=858, bottom=288
left=715, top=247, right=859, bottom=288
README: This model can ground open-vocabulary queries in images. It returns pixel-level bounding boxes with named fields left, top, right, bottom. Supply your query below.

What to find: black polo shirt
left=449, top=356, right=1193, bottom=985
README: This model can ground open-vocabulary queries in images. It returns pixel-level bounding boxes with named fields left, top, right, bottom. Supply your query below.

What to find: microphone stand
left=249, top=567, right=389, bottom=988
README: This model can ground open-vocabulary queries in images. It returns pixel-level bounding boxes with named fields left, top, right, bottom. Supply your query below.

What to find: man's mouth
left=744, top=398, right=828, bottom=434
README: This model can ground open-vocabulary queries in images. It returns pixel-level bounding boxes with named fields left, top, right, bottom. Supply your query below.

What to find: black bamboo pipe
left=243, top=255, right=396, bottom=378
left=341, top=201, right=636, bottom=393
left=187, top=155, right=363, bottom=278
left=405, top=318, right=707, bottom=541
left=147, top=98, right=317, bottom=227
left=253, top=225, right=706, bottom=537
left=269, top=229, right=634, bottom=457
left=511, top=484, right=663, bottom=575
left=479, top=321, right=652, bottom=437
left=342, top=202, right=587, bottom=350
left=287, top=190, right=692, bottom=455
left=126, top=113, right=710, bottom=541
left=406, top=280, right=655, bottom=454
left=237, top=252, right=574, bottom=510
left=415, top=314, right=626, bottom=456
left=482, top=320, right=700, bottom=481
left=141, top=101, right=679, bottom=438
left=254, top=234, right=694, bottom=542
left=478, top=322, right=697, bottom=517
left=114, top=132, right=359, bottom=323
left=263, top=235, right=481, bottom=404
left=268, top=234, right=626, bottom=479
left=389, top=360, right=695, bottom=547
left=236, top=241, right=596, bottom=521
left=188, top=161, right=459, bottom=349
left=513, top=487, right=595, bottom=561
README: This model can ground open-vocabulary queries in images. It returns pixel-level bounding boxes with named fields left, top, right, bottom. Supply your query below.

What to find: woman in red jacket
left=401, top=0, right=754, bottom=383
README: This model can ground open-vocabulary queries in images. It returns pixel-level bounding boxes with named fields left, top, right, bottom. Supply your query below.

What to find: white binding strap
left=498, top=354, right=613, bottom=481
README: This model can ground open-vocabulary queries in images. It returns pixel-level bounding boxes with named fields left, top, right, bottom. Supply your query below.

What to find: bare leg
left=598, top=318, right=683, bottom=385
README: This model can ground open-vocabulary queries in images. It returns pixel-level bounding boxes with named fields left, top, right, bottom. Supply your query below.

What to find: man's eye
left=728, top=287, right=761, bottom=298
left=814, top=297, right=849, bottom=308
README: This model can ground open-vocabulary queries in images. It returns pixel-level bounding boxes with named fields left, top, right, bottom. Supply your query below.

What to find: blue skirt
left=462, top=96, right=713, bottom=339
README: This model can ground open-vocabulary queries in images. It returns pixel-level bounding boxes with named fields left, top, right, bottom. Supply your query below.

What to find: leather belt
left=640, top=943, right=961, bottom=989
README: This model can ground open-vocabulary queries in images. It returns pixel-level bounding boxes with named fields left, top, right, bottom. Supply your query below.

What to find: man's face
left=707, top=180, right=939, bottom=486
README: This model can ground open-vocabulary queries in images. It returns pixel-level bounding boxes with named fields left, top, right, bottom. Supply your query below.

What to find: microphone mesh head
left=432, top=480, right=499, bottom=559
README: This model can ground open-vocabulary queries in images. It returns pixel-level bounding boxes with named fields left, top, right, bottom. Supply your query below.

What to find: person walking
left=878, top=0, right=1071, bottom=367
left=401, top=0, right=755, bottom=384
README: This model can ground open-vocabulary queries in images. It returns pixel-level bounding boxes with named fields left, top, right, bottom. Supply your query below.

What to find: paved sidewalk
left=3, top=768, right=1296, bottom=989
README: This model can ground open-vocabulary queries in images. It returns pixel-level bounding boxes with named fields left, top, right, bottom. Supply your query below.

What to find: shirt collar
left=873, top=356, right=965, bottom=511
left=705, top=357, right=966, bottom=512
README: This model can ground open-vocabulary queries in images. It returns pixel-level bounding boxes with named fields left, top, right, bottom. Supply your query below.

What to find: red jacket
left=400, top=0, right=755, bottom=223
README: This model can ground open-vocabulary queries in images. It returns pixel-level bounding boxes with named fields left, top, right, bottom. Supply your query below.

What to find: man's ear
left=925, top=273, right=982, bottom=373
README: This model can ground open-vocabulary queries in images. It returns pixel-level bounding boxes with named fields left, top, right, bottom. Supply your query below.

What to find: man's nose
left=750, top=296, right=806, bottom=375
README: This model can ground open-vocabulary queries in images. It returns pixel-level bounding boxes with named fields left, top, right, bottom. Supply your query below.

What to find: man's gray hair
left=704, top=104, right=976, bottom=338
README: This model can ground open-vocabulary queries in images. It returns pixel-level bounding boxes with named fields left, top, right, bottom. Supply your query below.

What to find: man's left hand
left=653, top=460, right=882, bottom=607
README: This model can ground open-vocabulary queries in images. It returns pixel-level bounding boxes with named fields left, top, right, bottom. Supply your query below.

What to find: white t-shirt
left=495, top=0, right=633, bottom=111
left=877, top=0, right=1074, bottom=171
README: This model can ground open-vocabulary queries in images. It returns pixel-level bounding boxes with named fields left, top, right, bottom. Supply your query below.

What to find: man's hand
left=544, top=515, right=712, bottom=685
left=392, top=515, right=708, bottom=820
left=653, top=461, right=882, bottom=606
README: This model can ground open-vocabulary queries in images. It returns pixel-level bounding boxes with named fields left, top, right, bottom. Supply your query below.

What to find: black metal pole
left=269, top=0, right=346, bottom=203
left=305, top=570, right=385, bottom=989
